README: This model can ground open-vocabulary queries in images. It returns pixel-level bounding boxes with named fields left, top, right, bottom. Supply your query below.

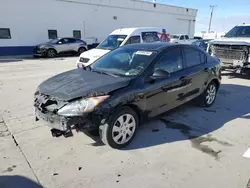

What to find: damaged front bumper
left=34, top=93, right=106, bottom=135
left=35, top=107, right=98, bottom=132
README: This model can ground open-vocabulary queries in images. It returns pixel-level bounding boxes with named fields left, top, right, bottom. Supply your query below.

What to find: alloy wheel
left=206, top=84, right=216, bottom=105
left=112, top=114, right=136, bottom=145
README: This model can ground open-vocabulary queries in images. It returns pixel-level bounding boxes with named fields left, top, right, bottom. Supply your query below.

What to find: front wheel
left=47, top=49, right=57, bottom=58
left=199, top=81, right=218, bottom=107
left=99, top=107, right=138, bottom=149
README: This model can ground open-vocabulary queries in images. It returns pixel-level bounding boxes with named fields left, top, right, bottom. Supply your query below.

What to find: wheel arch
left=209, top=78, right=220, bottom=90
left=47, top=48, right=57, bottom=53
left=110, top=103, right=143, bottom=125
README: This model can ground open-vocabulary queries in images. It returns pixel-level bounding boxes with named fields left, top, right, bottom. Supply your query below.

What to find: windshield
left=48, top=39, right=60, bottom=44
left=97, top=35, right=127, bottom=50
left=224, top=26, right=250, bottom=38
left=91, top=47, right=157, bottom=77
left=170, top=35, right=179, bottom=39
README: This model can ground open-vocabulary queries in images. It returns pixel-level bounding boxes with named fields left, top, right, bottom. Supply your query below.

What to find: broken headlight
left=57, top=96, right=109, bottom=117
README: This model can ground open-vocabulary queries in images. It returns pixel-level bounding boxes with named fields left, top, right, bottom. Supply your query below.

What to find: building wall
left=0, top=0, right=197, bottom=55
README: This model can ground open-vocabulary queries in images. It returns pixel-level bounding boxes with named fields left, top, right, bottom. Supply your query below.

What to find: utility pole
left=208, top=5, right=217, bottom=33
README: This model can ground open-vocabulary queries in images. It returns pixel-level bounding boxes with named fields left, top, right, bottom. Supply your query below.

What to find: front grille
left=212, top=45, right=247, bottom=60
left=33, top=46, right=39, bottom=53
left=79, top=57, right=90, bottom=63
left=34, top=94, right=66, bottom=114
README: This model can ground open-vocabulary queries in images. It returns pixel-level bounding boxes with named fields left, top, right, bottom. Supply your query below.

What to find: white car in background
left=170, top=34, right=197, bottom=44
left=76, top=27, right=165, bottom=68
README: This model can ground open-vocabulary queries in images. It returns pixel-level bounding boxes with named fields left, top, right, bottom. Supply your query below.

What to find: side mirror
left=152, top=69, right=170, bottom=79
left=57, top=41, right=62, bottom=44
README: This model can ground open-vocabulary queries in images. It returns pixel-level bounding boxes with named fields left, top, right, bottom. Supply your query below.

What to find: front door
left=56, top=38, right=71, bottom=53
left=145, top=47, right=188, bottom=118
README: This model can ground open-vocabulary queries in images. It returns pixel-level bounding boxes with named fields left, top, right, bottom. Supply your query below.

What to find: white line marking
left=243, top=148, right=250, bottom=158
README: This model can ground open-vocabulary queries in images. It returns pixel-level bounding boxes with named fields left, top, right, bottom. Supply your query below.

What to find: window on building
left=125, top=36, right=140, bottom=45
left=184, top=48, right=203, bottom=67
left=155, top=48, right=183, bottom=73
left=0, top=28, right=11, bottom=39
left=48, top=30, right=58, bottom=39
left=73, top=30, right=81, bottom=39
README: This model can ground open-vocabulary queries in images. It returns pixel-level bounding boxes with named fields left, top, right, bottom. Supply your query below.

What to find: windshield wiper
left=91, top=69, right=118, bottom=77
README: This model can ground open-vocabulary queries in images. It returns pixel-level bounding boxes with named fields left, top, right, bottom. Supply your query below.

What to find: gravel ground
left=0, top=57, right=250, bottom=188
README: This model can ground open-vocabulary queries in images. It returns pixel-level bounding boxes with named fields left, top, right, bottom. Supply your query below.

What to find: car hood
left=38, top=69, right=131, bottom=101
left=78, top=48, right=110, bottom=66
left=209, top=37, right=250, bottom=45
left=36, top=42, right=54, bottom=48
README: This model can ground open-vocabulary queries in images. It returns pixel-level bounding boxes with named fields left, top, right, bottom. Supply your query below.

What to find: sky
left=145, top=0, right=250, bottom=33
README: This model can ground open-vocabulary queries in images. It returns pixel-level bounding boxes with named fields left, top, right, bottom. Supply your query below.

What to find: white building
left=0, top=0, right=197, bottom=55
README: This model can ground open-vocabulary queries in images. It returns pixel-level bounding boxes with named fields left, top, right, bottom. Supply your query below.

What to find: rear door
left=67, top=38, right=78, bottom=52
left=182, top=46, right=209, bottom=101
left=146, top=47, right=188, bottom=117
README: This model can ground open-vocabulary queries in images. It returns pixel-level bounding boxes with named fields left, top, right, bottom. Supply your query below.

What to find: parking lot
left=1, top=57, right=250, bottom=188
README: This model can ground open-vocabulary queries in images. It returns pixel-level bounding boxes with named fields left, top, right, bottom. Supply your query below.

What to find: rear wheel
left=99, top=107, right=138, bottom=149
left=78, top=47, right=86, bottom=55
left=198, top=81, right=218, bottom=107
left=47, top=49, right=57, bottom=58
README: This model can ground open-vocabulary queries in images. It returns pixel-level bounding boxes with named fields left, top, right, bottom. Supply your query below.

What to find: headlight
left=39, top=45, right=48, bottom=49
left=57, top=96, right=109, bottom=116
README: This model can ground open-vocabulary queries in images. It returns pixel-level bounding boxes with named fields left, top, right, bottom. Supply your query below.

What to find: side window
left=67, top=38, right=76, bottom=43
left=180, top=35, right=184, bottom=40
left=185, top=35, right=189, bottom=40
left=0, top=28, right=11, bottom=39
left=125, top=36, right=140, bottom=45
left=48, top=30, right=57, bottom=39
left=199, top=52, right=207, bottom=63
left=155, top=48, right=183, bottom=73
left=61, top=38, right=69, bottom=44
left=184, top=48, right=202, bottom=67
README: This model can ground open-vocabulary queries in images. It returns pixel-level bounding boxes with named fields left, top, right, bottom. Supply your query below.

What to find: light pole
left=208, top=5, right=217, bottom=33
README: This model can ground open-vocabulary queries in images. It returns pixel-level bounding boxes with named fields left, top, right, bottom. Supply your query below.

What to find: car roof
left=121, top=42, right=205, bottom=53
left=237, top=23, right=250, bottom=26
left=121, top=42, right=188, bottom=51
left=111, top=27, right=162, bottom=35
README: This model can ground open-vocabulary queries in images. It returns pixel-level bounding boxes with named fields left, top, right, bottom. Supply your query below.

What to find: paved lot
left=0, top=57, right=250, bottom=188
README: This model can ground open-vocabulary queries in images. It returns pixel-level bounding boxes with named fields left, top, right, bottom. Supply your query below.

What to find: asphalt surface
left=0, top=57, right=250, bottom=188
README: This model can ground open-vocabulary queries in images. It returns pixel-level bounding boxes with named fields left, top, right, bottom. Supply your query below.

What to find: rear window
left=184, top=48, right=202, bottom=67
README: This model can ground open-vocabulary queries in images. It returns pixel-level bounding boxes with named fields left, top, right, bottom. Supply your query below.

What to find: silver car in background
left=33, top=37, right=88, bottom=58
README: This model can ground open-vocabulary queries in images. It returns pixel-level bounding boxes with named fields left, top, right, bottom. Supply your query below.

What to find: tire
left=99, top=107, right=139, bottom=149
left=47, top=49, right=57, bottom=58
left=198, top=81, right=218, bottom=107
left=78, top=47, right=86, bottom=55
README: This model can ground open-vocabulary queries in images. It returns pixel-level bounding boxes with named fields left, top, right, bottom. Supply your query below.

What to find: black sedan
left=34, top=43, right=221, bottom=149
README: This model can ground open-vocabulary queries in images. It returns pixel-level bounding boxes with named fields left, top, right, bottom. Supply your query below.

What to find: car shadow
left=221, top=70, right=250, bottom=79
left=0, top=175, right=42, bottom=188
left=85, top=83, right=250, bottom=153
